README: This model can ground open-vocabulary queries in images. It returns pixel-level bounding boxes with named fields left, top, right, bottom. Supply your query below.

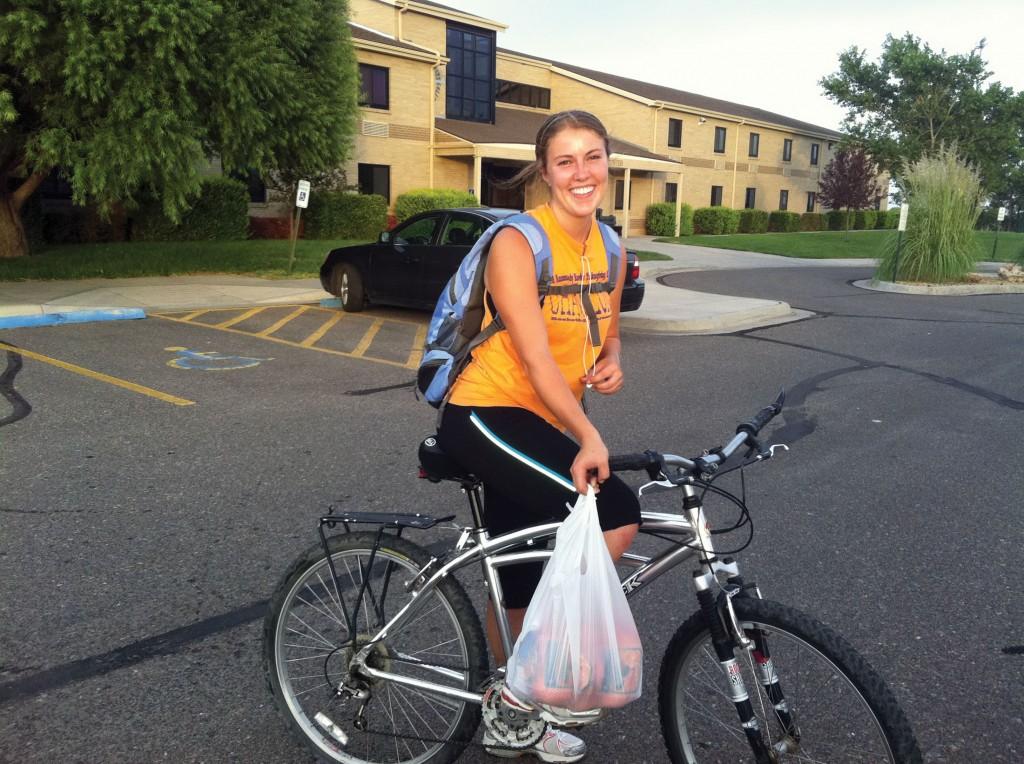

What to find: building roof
left=436, top=107, right=675, bottom=163
left=499, top=47, right=844, bottom=140
left=349, top=22, right=434, bottom=54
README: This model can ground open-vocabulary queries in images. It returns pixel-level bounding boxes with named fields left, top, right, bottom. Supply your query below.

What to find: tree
left=817, top=147, right=879, bottom=228
left=0, top=0, right=360, bottom=258
left=820, top=34, right=1024, bottom=194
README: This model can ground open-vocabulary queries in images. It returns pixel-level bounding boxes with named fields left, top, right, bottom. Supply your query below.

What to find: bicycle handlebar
left=610, top=390, right=786, bottom=477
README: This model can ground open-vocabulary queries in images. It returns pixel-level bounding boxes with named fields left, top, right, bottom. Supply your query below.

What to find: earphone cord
left=580, top=250, right=597, bottom=383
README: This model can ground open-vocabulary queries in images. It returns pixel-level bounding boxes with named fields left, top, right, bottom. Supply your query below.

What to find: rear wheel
left=331, top=264, right=365, bottom=312
left=264, top=532, right=488, bottom=764
left=659, top=597, right=921, bottom=763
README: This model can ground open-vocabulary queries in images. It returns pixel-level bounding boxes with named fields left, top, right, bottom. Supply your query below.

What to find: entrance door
left=482, top=162, right=525, bottom=210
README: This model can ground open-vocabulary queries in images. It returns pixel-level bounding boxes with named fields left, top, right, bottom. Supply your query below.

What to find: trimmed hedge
left=395, top=188, right=478, bottom=222
left=645, top=202, right=694, bottom=236
left=693, top=206, right=740, bottom=235
left=854, top=210, right=877, bottom=230
left=827, top=209, right=854, bottom=231
left=133, top=177, right=249, bottom=241
left=768, top=211, right=801, bottom=233
left=738, top=209, right=770, bottom=233
left=875, top=209, right=890, bottom=229
left=305, top=192, right=386, bottom=239
left=884, top=207, right=900, bottom=228
left=800, top=212, right=826, bottom=231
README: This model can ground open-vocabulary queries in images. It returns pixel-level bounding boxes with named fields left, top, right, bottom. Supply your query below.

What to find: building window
left=806, top=191, right=816, bottom=212
left=745, top=188, right=756, bottom=209
left=668, top=118, right=683, bottom=148
left=874, top=196, right=882, bottom=210
left=710, top=185, right=723, bottom=206
left=229, top=168, right=267, bottom=203
left=614, top=180, right=631, bottom=210
left=714, top=126, right=727, bottom=154
left=495, top=79, right=550, bottom=109
left=779, top=189, right=789, bottom=211
left=783, top=138, right=793, bottom=162
left=748, top=132, right=759, bottom=158
left=446, top=24, right=496, bottom=123
left=665, top=182, right=678, bottom=203
left=359, top=64, right=389, bottom=110
left=810, top=143, right=820, bottom=166
left=358, top=163, right=390, bottom=203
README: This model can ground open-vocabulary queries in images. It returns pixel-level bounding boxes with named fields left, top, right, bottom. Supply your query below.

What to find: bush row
left=644, top=202, right=694, bottom=236
left=305, top=192, right=387, bottom=239
left=134, top=177, right=250, bottom=241
left=692, top=207, right=741, bottom=235
left=394, top=188, right=478, bottom=222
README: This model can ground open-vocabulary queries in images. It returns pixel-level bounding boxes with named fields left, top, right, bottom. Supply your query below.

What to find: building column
left=623, top=167, right=632, bottom=238
left=472, top=153, right=482, bottom=203
left=674, top=171, right=684, bottom=237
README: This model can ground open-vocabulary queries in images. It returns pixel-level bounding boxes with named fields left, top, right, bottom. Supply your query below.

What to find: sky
left=452, top=0, right=1024, bottom=132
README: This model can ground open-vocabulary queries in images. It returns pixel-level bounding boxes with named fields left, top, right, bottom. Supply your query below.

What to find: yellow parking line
left=301, top=311, right=345, bottom=347
left=152, top=314, right=412, bottom=369
left=216, top=307, right=265, bottom=329
left=351, top=319, right=384, bottom=357
left=257, top=306, right=308, bottom=337
left=0, top=342, right=194, bottom=407
left=406, top=324, right=427, bottom=369
left=181, top=309, right=210, bottom=321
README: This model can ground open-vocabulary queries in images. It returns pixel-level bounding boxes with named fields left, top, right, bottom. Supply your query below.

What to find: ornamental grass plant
left=878, top=147, right=984, bottom=283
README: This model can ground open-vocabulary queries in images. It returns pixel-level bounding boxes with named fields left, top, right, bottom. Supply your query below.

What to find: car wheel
left=331, top=264, right=365, bottom=312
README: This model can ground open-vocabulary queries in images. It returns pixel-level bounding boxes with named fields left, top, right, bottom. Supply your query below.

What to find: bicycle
left=263, top=392, right=923, bottom=763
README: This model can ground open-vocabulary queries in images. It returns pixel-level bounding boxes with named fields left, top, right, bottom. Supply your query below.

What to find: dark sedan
left=319, top=207, right=645, bottom=312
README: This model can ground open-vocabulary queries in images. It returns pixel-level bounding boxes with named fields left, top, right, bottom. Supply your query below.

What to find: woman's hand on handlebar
left=571, top=434, right=610, bottom=494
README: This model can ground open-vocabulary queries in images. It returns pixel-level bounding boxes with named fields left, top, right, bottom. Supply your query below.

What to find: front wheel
left=659, top=597, right=922, bottom=763
left=331, top=264, right=366, bottom=312
left=263, top=532, right=488, bottom=764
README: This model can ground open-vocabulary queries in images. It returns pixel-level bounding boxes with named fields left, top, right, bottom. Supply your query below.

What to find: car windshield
left=393, top=216, right=439, bottom=246
left=440, top=214, right=489, bottom=246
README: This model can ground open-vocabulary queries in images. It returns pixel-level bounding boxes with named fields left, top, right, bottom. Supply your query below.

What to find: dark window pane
left=358, top=163, right=390, bottom=203
left=446, top=96, right=459, bottom=116
left=714, top=127, right=726, bottom=153
left=448, top=77, right=462, bottom=98
left=476, top=35, right=491, bottom=53
left=779, top=190, right=789, bottom=210
left=474, top=100, right=490, bottom=120
left=783, top=139, right=792, bottom=162
left=745, top=188, right=756, bottom=209
left=748, top=132, right=759, bottom=157
left=447, top=28, right=461, bottom=48
left=668, top=118, right=682, bottom=148
left=475, top=53, right=489, bottom=78
left=475, top=80, right=490, bottom=101
left=665, top=182, right=678, bottom=203
left=615, top=180, right=624, bottom=209
left=806, top=192, right=815, bottom=212
left=711, top=185, right=723, bottom=206
left=810, top=143, right=819, bottom=165
left=449, top=49, right=462, bottom=74
left=463, top=31, right=474, bottom=48
left=462, top=98, right=475, bottom=118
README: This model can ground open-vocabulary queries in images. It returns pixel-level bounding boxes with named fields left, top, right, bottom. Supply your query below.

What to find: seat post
left=461, top=480, right=486, bottom=530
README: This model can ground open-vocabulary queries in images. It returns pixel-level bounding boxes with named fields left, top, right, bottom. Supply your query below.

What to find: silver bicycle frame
left=351, top=482, right=720, bottom=706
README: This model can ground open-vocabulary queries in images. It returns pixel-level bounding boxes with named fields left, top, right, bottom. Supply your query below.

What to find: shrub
left=768, top=211, right=801, bottom=233
left=644, top=202, right=694, bottom=236
left=645, top=203, right=675, bottom=236
left=394, top=188, right=478, bottom=222
left=799, top=212, right=825, bottom=231
left=133, top=177, right=249, bottom=241
left=305, top=192, right=386, bottom=239
left=738, top=209, right=770, bottom=233
left=875, top=209, right=890, bottom=229
left=853, top=210, right=877, bottom=230
left=693, top=207, right=740, bottom=235
left=884, top=207, right=901, bottom=229
left=877, top=146, right=983, bottom=283
left=826, top=209, right=853, bottom=231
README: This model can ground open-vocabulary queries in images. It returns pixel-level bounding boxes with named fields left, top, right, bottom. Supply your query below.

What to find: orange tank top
left=447, top=204, right=615, bottom=428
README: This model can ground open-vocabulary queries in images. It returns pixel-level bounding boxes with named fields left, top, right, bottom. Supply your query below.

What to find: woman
left=438, top=110, right=641, bottom=763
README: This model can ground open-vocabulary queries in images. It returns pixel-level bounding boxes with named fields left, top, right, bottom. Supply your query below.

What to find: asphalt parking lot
left=1, top=266, right=1022, bottom=763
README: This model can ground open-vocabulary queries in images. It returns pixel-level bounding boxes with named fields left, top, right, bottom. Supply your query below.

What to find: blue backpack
left=416, top=212, right=621, bottom=409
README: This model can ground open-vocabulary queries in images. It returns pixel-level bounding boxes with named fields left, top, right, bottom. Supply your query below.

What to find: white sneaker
left=483, top=726, right=586, bottom=763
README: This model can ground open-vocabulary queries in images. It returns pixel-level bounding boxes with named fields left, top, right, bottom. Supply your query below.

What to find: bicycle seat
left=418, top=435, right=478, bottom=483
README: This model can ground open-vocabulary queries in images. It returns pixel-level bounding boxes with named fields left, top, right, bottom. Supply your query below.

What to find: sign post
left=288, top=180, right=311, bottom=275
left=992, top=206, right=1006, bottom=261
left=892, top=203, right=909, bottom=282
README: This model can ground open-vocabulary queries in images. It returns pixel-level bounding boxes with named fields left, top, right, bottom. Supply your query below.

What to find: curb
left=621, top=301, right=798, bottom=335
left=0, top=307, right=147, bottom=330
left=853, top=278, right=1024, bottom=296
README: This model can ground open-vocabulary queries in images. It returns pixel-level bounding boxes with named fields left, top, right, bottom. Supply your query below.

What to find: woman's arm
left=582, top=243, right=627, bottom=394
left=485, top=227, right=608, bottom=493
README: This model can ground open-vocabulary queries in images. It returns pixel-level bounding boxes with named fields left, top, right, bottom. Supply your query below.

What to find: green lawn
left=653, top=230, right=1023, bottom=262
left=634, top=250, right=673, bottom=262
left=0, top=239, right=370, bottom=281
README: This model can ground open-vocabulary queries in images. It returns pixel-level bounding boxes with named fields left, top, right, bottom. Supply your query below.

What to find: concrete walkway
left=0, top=239, right=884, bottom=333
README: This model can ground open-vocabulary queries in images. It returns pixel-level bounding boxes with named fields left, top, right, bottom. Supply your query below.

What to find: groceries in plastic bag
left=506, top=486, right=642, bottom=710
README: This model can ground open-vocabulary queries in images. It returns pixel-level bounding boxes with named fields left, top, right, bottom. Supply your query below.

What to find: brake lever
left=638, top=477, right=677, bottom=496
left=767, top=443, right=789, bottom=458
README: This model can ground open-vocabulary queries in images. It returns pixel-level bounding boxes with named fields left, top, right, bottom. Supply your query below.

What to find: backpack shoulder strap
left=596, top=221, right=622, bottom=291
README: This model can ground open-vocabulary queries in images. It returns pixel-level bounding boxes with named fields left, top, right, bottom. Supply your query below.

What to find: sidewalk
left=0, top=240, right=872, bottom=333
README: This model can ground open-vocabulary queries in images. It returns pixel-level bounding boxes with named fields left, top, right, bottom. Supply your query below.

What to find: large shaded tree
left=0, top=0, right=360, bottom=258
left=820, top=34, right=1024, bottom=194
left=817, top=147, right=879, bottom=225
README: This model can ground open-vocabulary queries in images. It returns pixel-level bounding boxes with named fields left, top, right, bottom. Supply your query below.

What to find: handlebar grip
left=609, top=451, right=660, bottom=472
left=736, top=390, right=786, bottom=437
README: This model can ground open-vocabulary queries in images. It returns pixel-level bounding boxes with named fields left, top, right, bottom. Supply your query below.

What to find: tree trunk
left=0, top=193, right=29, bottom=259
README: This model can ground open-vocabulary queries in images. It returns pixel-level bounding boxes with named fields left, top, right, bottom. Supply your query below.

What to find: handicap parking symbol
left=165, top=347, right=273, bottom=371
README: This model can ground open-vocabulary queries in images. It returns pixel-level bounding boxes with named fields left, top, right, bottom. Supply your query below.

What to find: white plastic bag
left=506, top=486, right=643, bottom=711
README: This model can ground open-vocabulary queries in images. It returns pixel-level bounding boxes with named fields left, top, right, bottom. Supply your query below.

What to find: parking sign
left=296, top=180, right=310, bottom=209
left=997, top=207, right=1007, bottom=222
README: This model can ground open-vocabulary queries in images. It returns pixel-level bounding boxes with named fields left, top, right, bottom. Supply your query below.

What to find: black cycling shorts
left=438, top=404, right=641, bottom=609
